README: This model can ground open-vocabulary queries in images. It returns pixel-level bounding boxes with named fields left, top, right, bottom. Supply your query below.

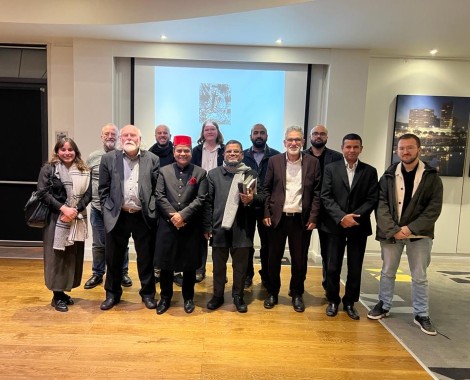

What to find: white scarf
left=53, top=162, right=90, bottom=251
left=221, top=161, right=251, bottom=230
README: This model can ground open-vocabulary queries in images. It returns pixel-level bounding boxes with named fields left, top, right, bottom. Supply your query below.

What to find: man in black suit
left=303, top=124, right=343, bottom=291
left=320, top=133, right=378, bottom=320
left=98, top=124, right=159, bottom=311
left=242, top=123, right=280, bottom=288
left=263, top=126, right=321, bottom=312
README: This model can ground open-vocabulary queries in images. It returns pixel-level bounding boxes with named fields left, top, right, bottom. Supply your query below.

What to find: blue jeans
left=90, top=207, right=129, bottom=277
left=379, top=238, right=432, bottom=317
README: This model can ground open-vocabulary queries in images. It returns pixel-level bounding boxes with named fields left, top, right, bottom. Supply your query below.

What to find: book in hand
left=238, top=175, right=257, bottom=194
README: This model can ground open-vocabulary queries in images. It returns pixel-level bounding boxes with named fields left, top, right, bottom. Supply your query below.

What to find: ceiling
left=1, top=0, right=470, bottom=59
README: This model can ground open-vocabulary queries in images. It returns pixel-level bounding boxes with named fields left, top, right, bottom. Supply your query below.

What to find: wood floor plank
left=0, top=257, right=431, bottom=379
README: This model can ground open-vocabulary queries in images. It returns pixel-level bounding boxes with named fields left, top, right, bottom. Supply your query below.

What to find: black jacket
left=375, top=161, right=443, bottom=242
left=149, top=141, right=175, bottom=168
left=242, top=145, right=280, bottom=186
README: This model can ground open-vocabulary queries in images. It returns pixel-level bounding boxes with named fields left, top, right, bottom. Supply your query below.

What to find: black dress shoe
left=207, top=296, right=224, bottom=310
left=344, top=304, right=360, bottom=320
left=156, top=299, right=171, bottom=315
left=84, top=274, right=103, bottom=289
left=264, top=294, right=278, bottom=309
left=100, top=297, right=119, bottom=311
left=195, top=273, right=206, bottom=283
left=326, top=302, right=339, bottom=317
left=292, top=296, right=305, bottom=312
left=121, top=274, right=133, bottom=287
left=51, top=298, right=68, bottom=312
left=62, top=294, right=74, bottom=305
left=142, top=297, right=157, bottom=309
left=233, top=295, right=248, bottom=313
left=183, top=299, right=195, bottom=314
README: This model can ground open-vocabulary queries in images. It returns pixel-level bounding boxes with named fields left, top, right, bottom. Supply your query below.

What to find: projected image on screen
left=200, top=83, right=231, bottom=124
left=133, top=59, right=308, bottom=153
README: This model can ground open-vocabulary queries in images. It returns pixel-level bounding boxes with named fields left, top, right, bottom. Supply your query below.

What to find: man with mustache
left=263, top=126, right=321, bottom=312
left=84, top=123, right=132, bottom=290
left=204, top=140, right=263, bottom=313
left=321, top=133, right=378, bottom=320
left=303, top=124, right=343, bottom=292
left=242, top=123, right=280, bottom=288
left=99, top=124, right=159, bottom=311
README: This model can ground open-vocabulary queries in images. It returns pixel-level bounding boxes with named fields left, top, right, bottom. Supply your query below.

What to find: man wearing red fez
left=154, top=135, right=209, bottom=314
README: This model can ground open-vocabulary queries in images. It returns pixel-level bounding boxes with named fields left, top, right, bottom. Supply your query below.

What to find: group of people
left=37, top=120, right=442, bottom=336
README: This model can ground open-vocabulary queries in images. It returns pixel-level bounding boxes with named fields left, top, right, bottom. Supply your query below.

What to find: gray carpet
left=359, top=253, right=470, bottom=380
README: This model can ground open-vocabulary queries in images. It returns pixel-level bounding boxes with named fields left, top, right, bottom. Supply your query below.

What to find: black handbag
left=25, top=168, right=53, bottom=228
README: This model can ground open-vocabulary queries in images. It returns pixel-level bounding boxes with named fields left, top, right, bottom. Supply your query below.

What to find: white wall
left=47, top=44, right=74, bottom=151
left=46, top=40, right=470, bottom=255
left=363, top=58, right=470, bottom=254
left=58, top=39, right=370, bottom=255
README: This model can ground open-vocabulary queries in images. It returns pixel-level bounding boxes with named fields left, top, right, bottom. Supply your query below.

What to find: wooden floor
left=0, top=258, right=431, bottom=379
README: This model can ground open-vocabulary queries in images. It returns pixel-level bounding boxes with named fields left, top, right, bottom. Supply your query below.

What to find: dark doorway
left=0, top=82, right=48, bottom=245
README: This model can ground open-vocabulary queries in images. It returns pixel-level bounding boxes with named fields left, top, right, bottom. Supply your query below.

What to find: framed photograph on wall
left=393, top=95, right=470, bottom=177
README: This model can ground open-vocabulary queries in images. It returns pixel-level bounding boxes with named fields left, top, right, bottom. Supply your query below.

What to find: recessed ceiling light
left=430, top=49, right=438, bottom=55
left=275, top=38, right=283, bottom=45
left=160, top=35, right=168, bottom=41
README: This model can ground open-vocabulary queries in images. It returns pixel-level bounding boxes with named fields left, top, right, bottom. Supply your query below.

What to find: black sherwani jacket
left=155, top=163, right=208, bottom=271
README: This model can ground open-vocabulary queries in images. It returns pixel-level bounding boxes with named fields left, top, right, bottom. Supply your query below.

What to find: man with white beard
left=84, top=123, right=133, bottom=290
left=98, top=125, right=159, bottom=311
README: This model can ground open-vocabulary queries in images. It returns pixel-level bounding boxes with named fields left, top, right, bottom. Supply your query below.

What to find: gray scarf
left=221, top=161, right=251, bottom=230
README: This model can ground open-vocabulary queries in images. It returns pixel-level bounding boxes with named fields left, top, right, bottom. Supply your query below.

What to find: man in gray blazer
left=98, top=124, right=159, bottom=311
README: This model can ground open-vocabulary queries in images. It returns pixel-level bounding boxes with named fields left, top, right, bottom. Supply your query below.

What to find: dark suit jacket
left=98, top=149, right=160, bottom=233
left=264, top=153, right=321, bottom=228
left=320, top=159, right=378, bottom=236
left=303, top=146, right=343, bottom=171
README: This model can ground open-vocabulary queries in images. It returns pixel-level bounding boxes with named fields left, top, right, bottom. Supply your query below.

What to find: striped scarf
left=53, top=162, right=90, bottom=251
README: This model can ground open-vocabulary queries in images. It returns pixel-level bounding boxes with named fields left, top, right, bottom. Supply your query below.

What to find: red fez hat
left=173, top=135, right=192, bottom=147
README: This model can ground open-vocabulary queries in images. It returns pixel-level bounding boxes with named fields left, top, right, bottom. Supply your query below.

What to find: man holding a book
left=204, top=140, right=264, bottom=313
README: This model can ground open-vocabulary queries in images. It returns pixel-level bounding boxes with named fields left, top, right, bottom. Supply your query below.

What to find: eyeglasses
left=225, top=150, right=241, bottom=154
left=312, top=132, right=327, bottom=137
left=286, top=138, right=303, bottom=143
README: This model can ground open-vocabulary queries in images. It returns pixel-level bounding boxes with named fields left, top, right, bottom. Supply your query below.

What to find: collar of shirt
left=251, top=146, right=267, bottom=155
left=203, top=142, right=220, bottom=153
left=123, top=149, right=141, bottom=160
left=343, top=157, right=358, bottom=170
left=285, top=152, right=302, bottom=164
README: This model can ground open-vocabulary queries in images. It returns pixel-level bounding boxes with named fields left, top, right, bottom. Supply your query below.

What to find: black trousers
left=267, top=214, right=312, bottom=297
left=212, top=247, right=249, bottom=298
left=324, top=231, right=367, bottom=306
left=105, top=211, right=155, bottom=300
left=246, top=210, right=270, bottom=281
left=196, top=239, right=208, bottom=275
left=159, top=269, right=196, bottom=301
left=318, top=229, right=329, bottom=291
